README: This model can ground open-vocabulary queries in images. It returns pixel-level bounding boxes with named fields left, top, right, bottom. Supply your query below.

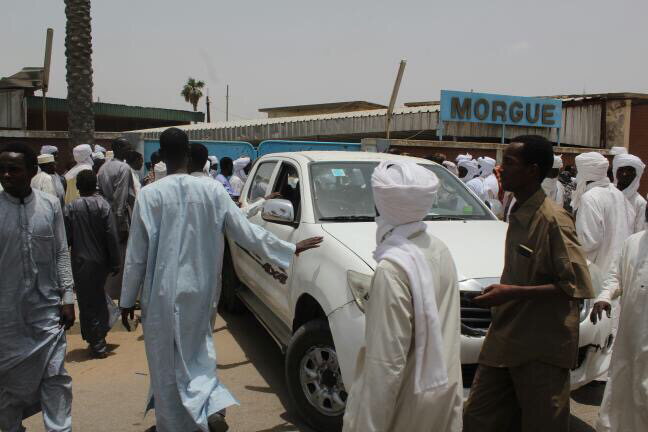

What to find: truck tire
left=220, top=246, right=244, bottom=313
left=285, top=320, right=347, bottom=432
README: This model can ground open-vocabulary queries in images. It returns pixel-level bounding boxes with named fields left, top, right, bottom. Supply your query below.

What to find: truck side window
left=273, top=163, right=301, bottom=221
left=248, top=162, right=277, bottom=203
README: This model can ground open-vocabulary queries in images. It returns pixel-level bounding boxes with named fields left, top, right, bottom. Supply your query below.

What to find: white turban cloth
left=233, top=157, right=251, bottom=182
left=442, top=160, right=458, bottom=176
left=202, top=160, right=211, bottom=175
left=40, top=145, right=58, bottom=155
left=553, top=155, right=563, bottom=169
left=65, top=144, right=94, bottom=181
left=208, top=156, right=219, bottom=166
left=92, top=151, right=105, bottom=161
left=371, top=160, right=447, bottom=394
left=478, top=156, right=496, bottom=178
left=613, top=153, right=645, bottom=198
left=572, top=152, right=610, bottom=211
left=456, top=153, right=473, bottom=164
left=154, top=162, right=167, bottom=180
left=94, top=144, right=106, bottom=154
left=610, top=146, right=628, bottom=156
left=458, top=159, right=479, bottom=183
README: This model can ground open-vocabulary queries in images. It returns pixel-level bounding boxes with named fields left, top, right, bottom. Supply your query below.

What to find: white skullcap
left=613, top=153, right=645, bottom=198
left=92, top=151, right=105, bottom=160
left=372, top=160, right=439, bottom=227
left=478, top=156, right=496, bottom=177
left=37, top=154, right=54, bottom=164
left=610, top=146, right=628, bottom=156
left=41, top=145, right=58, bottom=155
left=553, top=155, right=563, bottom=169
left=572, top=152, right=610, bottom=210
left=457, top=159, right=479, bottom=182
left=106, top=151, right=114, bottom=160
left=94, top=145, right=106, bottom=153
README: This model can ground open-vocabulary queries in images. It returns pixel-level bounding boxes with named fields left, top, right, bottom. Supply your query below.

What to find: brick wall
left=629, top=103, right=648, bottom=197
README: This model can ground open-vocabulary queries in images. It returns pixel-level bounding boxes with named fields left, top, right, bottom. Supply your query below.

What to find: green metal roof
left=26, top=96, right=204, bottom=122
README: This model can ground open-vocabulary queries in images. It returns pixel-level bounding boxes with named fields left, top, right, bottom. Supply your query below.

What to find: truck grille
left=460, top=291, right=491, bottom=333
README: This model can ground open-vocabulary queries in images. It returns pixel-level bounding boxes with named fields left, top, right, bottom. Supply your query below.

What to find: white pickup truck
left=222, top=151, right=613, bottom=432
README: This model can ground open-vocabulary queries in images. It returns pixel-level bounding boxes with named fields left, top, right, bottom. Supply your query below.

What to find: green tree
left=65, top=0, right=95, bottom=146
left=181, top=78, right=205, bottom=112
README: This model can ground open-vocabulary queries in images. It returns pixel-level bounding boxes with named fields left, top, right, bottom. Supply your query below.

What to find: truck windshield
left=310, top=162, right=494, bottom=222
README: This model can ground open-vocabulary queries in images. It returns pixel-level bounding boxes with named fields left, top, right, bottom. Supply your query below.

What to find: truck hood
left=321, top=220, right=508, bottom=281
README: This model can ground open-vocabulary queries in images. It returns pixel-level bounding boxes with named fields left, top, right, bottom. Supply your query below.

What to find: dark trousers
left=463, top=362, right=571, bottom=432
left=73, top=260, right=110, bottom=344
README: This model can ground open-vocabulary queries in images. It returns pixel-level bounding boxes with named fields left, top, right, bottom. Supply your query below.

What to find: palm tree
left=65, top=0, right=95, bottom=146
left=181, top=78, right=205, bottom=112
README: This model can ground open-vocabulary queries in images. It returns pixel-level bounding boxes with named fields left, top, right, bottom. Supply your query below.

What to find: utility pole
left=205, top=88, right=211, bottom=122
left=42, top=28, right=53, bottom=131
left=226, top=84, right=229, bottom=121
left=386, top=60, right=406, bottom=139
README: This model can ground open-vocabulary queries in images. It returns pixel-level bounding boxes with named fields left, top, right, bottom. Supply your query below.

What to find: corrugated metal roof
left=26, top=96, right=204, bottom=122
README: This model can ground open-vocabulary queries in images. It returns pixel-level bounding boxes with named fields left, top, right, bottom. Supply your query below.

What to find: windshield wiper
left=319, top=216, right=375, bottom=222
left=424, top=215, right=467, bottom=221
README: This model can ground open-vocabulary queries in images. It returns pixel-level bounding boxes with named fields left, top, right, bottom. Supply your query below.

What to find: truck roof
left=259, top=150, right=434, bottom=165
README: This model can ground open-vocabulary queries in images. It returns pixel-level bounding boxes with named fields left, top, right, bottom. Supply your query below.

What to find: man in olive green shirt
left=463, top=135, right=594, bottom=432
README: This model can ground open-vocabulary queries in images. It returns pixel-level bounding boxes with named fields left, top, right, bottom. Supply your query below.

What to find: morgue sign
left=440, top=90, right=562, bottom=128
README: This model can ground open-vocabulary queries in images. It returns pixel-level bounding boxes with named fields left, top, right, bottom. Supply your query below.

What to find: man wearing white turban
left=541, top=155, right=565, bottom=205
left=31, top=154, right=58, bottom=198
left=230, top=156, right=251, bottom=197
left=613, top=153, right=646, bottom=233
left=478, top=156, right=498, bottom=199
left=573, top=152, right=631, bottom=276
left=208, top=156, right=219, bottom=179
left=457, top=158, right=487, bottom=201
left=64, top=144, right=94, bottom=204
left=342, top=160, right=463, bottom=432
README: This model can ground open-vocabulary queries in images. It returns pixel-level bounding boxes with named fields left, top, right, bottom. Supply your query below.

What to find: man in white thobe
left=342, top=160, right=463, bottom=432
left=98, top=138, right=135, bottom=300
left=591, top=207, right=648, bottom=432
left=230, top=156, right=250, bottom=197
left=541, top=155, right=565, bottom=205
left=120, top=128, right=322, bottom=432
left=573, top=152, right=632, bottom=276
left=64, top=143, right=94, bottom=204
left=478, top=156, right=499, bottom=199
left=31, top=154, right=57, bottom=197
left=612, top=153, right=646, bottom=234
left=0, top=143, right=75, bottom=432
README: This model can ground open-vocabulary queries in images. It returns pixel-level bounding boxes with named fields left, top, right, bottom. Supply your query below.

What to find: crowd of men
left=1, top=129, right=647, bottom=432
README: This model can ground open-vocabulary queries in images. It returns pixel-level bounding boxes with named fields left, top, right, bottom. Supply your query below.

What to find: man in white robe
left=342, top=160, right=463, bottom=432
left=98, top=138, right=135, bottom=300
left=573, top=152, right=632, bottom=276
left=31, top=154, right=57, bottom=197
left=541, top=155, right=565, bottom=205
left=459, top=159, right=487, bottom=201
left=613, top=153, right=646, bottom=234
left=230, top=156, right=250, bottom=197
left=591, top=206, right=648, bottom=432
left=64, top=143, right=94, bottom=204
left=0, top=143, right=75, bottom=432
left=208, top=155, right=219, bottom=179
left=478, top=156, right=499, bottom=199
left=120, top=128, right=322, bottom=432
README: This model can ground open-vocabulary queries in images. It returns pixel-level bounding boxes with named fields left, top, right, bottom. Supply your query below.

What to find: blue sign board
left=440, top=90, right=562, bottom=128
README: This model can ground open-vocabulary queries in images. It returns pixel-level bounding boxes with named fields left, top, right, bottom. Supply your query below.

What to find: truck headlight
left=347, top=270, right=372, bottom=313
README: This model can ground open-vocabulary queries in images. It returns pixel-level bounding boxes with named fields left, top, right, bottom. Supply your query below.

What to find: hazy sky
left=3, top=0, right=647, bottom=121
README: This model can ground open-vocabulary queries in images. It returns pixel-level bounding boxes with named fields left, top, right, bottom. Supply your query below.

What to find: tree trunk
left=65, top=0, right=95, bottom=146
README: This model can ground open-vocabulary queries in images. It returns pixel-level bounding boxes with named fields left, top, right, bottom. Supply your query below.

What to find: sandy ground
left=23, top=310, right=603, bottom=432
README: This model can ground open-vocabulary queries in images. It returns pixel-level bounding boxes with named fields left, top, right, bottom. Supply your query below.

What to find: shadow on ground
left=570, top=414, right=596, bottom=432
left=220, top=310, right=316, bottom=432
left=66, top=343, right=119, bottom=363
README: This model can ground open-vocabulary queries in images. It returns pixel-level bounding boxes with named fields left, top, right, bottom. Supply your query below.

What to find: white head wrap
left=371, top=160, right=446, bottom=394
left=553, top=155, right=563, bottom=169
left=457, top=159, right=479, bottom=183
left=154, top=161, right=167, bottom=180
left=92, top=151, right=105, bottom=161
left=572, top=152, right=610, bottom=211
left=456, top=153, right=473, bottom=164
left=478, top=156, right=496, bottom=178
left=208, top=155, right=219, bottom=166
left=203, top=160, right=211, bottom=175
left=610, top=146, right=628, bottom=156
left=613, top=153, right=645, bottom=198
left=37, top=154, right=55, bottom=164
left=442, top=160, right=458, bottom=176
left=233, top=157, right=251, bottom=182
left=40, top=145, right=58, bottom=155
left=65, top=144, right=94, bottom=181
left=94, top=144, right=106, bottom=154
